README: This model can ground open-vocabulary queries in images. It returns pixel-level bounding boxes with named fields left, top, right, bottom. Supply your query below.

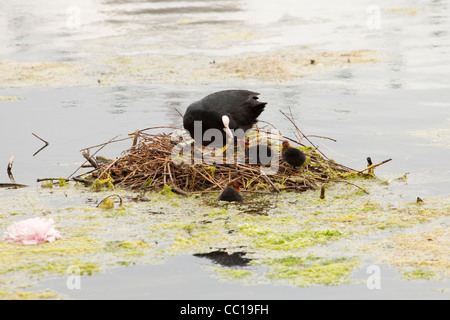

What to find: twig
left=132, top=130, right=139, bottom=147
left=96, top=194, right=123, bottom=208
left=68, top=136, right=118, bottom=179
left=257, top=120, right=279, bottom=130
left=305, top=135, right=337, bottom=142
left=335, top=179, right=369, bottom=194
left=280, top=108, right=330, bottom=160
left=32, top=132, right=49, bottom=146
left=138, top=126, right=182, bottom=133
left=80, top=136, right=131, bottom=151
left=82, top=150, right=99, bottom=169
left=167, top=163, right=188, bottom=196
left=0, top=183, right=27, bottom=188
left=355, top=158, right=392, bottom=175
left=32, top=133, right=49, bottom=156
left=320, top=185, right=326, bottom=199
left=7, top=154, right=15, bottom=183
left=260, top=171, right=281, bottom=193
left=37, top=178, right=72, bottom=182
left=173, top=107, right=183, bottom=118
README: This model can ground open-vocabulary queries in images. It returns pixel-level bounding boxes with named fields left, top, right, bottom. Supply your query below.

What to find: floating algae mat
left=1, top=177, right=449, bottom=299
left=0, top=47, right=382, bottom=87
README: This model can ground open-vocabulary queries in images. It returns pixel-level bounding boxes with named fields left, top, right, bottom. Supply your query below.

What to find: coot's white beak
left=222, top=115, right=233, bottom=139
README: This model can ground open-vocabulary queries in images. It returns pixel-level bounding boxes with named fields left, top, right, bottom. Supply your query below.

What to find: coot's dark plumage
left=218, top=181, right=243, bottom=202
left=281, top=140, right=306, bottom=168
left=183, top=90, right=267, bottom=146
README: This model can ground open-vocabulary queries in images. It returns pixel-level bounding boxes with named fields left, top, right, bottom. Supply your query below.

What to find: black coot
left=281, top=140, right=306, bottom=168
left=183, top=90, right=267, bottom=146
left=218, top=181, right=243, bottom=202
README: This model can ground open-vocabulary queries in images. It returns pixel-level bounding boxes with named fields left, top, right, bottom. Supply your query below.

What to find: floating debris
left=4, top=217, right=61, bottom=245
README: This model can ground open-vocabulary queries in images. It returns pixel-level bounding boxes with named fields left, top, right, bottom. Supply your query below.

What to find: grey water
left=35, top=254, right=449, bottom=300
left=1, top=0, right=449, bottom=299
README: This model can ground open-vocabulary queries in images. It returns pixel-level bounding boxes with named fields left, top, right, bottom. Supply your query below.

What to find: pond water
left=0, top=0, right=449, bottom=300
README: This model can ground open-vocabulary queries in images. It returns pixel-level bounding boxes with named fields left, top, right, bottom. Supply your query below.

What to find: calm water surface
left=1, top=0, right=449, bottom=299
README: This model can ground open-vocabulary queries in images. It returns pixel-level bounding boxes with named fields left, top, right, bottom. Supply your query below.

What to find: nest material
left=83, top=127, right=357, bottom=195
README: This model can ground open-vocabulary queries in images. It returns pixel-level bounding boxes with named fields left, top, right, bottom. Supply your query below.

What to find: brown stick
left=320, top=185, right=326, bottom=199
left=32, top=132, right=49, bottom=146
left=260, top=171, right=281, bottom=193
left=280, top=108, right=330, bottom=160
left=82, top=150, right=99, bottom=169
left=7, top=154, right=15, bottom=183
left=355, top=158, right=392, bottom=175
left=32, top=133, right=49, bottom=156
left=132, top=130, right=140, bottom=147
left=0, top=183, right=27, bottom=188
left=68, top=136, right=118, bottom=179
left=173, top=107, right=183, bottom=118
left=80, top=136, right=131, bottom=151
left=167, top=163, right=188, bottom=196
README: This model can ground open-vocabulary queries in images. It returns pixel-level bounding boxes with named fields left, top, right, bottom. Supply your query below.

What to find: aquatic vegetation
left=401, top=269, right=436, bottom=281
left=0, top=178, right=448, bottom=298
left=92, top=175, right=115, bottom=192
left=1, top=46, right=382, bottom=87
left=207, top=266, right=255, bottom=281
left=201, top=49, right=382, bottom=82
left=0, top=289, right=62, bottom=300
left=0, top=96, right=21, bottom=101
left=385, top=8, right=418, bottom=16
left=0, top=60, right=87, bottom=87
left=265, top=256, right=359, bottom=287
left=366, top=228, right=450, bottom=281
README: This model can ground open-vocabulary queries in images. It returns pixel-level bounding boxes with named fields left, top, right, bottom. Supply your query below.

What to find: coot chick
left=244, top=140, right=275, bottom=165
left=281, top=140, right=306, bottom=168
left=183, top=90, right=267, bottom=146
left=218, top=181, right=243, bottom=202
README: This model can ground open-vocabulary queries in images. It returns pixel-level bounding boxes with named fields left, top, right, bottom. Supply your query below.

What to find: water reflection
left=194, top=249, right=252, bottom=267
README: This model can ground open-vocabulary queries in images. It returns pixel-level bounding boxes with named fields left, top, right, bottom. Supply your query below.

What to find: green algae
left=0, top=289, right=62, bottom=300
left=401, top=269, right=436, bottom=281
left=0, top=176, right=449, bottom=298
left=265, top=256, right=359, bottom=287
left=92, top=175, right=115, bottom=191
left=0, top=96, right=21, bottom=102
left=208, top=266, right=255, bottom=281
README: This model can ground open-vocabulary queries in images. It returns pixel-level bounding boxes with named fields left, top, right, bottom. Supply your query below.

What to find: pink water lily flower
left=4, top=217, right=61, bottom=245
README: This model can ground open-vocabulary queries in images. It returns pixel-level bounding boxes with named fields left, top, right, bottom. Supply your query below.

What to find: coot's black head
left=183, top=109, right=233, bottom=146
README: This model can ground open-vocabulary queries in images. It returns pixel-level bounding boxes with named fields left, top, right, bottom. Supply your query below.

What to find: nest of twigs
left=70, top=109, right=384, bottom=196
